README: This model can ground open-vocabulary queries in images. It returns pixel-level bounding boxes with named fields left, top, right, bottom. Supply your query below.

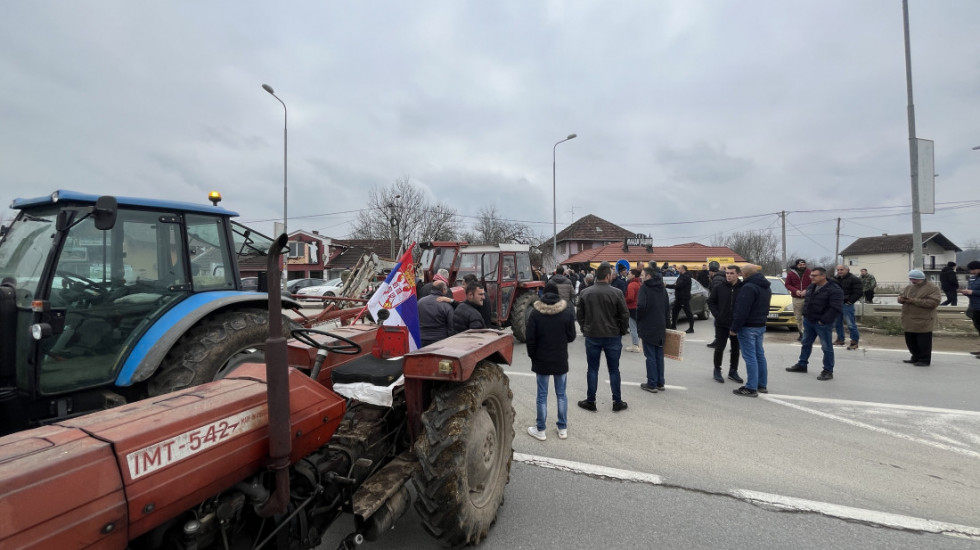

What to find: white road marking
left=617, top=380, right=688, bottom=391
left=514, top=453, right=663, bottom=485
left=506, top=370, right=689, bottom=390
left=506, top=371, right=535, bottom=377
left=763, top=396, right=980, bottom=460
left=764, top=394, right=980, bottom=417
left=514, top=453, right=980, bottom=540
left=730, top=489, right=980, bottom=540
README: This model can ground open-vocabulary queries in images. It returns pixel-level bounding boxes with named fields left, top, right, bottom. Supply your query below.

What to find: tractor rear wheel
left=508, top=292, right=537, bottom=342
left=413, top=361, right=515, bottom=547
left=148, top=309, right=290, bottom=396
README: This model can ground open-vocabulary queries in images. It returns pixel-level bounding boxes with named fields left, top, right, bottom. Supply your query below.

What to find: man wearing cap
left=785, top=259, right=811, bottom=341
left=939, top=261, right=959, bottom=306
left=897, top=269, right=942, bottom=367
left=957, top=260, right=980, bottom=357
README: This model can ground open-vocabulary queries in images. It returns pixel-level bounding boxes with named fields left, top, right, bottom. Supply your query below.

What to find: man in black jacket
left=787, top=267, right=844, bottom=381
left=526, top=282, right=576, bottom=441
left=833, top=265, right=863, bottom=350
left=940, top=262, right=959, bottom=306
left=706, top=265, right=743, bottom=384
left=636, top=266, right=670, bottom=393
left=576, top=262, right=630, bottom=412
left=666, top=265, right=695, bottom=333
left=452, top=281, right=487, bottom=334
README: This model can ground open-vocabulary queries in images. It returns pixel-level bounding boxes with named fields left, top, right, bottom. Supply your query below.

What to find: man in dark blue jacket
left=786, top=267, right=844, bottom=381
left=729, top=264, right=771, bottom=397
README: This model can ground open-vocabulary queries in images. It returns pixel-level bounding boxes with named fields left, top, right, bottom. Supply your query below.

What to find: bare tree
left=462, top=205, right=537, bottom=245
left=715, top=230, right=781, bottom=275
left=348, top=177, right=460, bottom=254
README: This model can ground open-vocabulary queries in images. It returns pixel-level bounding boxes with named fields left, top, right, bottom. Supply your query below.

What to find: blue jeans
left=799, top=318, right=835, bottom=372
left=834, top=303, right=859, bottom=342
left=536, top=373, right=568, bottom=431
left=642, top=339, right=664, bottom=386
left=736, top=326, right=767, bottom=390
left=628, top=315, right=639, bottom=346
left=585, top=336, right=623, bottom=402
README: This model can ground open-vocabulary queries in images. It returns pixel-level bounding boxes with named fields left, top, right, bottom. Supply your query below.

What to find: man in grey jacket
left=418, top=280, right=454, bottom=347
left=576, top=262, right=631, bottom=412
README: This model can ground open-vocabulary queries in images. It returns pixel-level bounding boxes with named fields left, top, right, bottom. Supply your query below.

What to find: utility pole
left=834, top=217, right=841, bottom=261
left=780, top=211, right=787, bottom=269
left=903, top=0, right=924, bottom=269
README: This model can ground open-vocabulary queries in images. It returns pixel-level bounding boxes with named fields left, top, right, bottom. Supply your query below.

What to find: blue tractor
left=0, top=190, right=299, bottom=435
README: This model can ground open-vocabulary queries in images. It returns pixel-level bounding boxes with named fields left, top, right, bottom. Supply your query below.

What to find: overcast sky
left=2, top=1, right=978, bottom=264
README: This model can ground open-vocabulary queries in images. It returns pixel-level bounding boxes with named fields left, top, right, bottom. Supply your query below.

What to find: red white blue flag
left=366, top=243, right=421, bottom=351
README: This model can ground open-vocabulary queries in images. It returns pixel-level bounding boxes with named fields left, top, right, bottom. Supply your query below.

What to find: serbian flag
left=366, top=243, right=422, bottom=351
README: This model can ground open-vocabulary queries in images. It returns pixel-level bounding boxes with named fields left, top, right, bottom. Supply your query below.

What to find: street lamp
left=262, top=83, right=288, bottom=288
left=553, top=133, right=577, bottom=272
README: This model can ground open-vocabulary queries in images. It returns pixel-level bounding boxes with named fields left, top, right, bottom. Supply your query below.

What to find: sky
left=2, top=1, right=978, bottom=265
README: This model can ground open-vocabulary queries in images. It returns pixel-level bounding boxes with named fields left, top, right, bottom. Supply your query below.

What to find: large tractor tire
left=413, top=361, right=515, bottom=547
left=508, top=292, right=538, bottom=343
left=148, top=309, right=290, bottom=396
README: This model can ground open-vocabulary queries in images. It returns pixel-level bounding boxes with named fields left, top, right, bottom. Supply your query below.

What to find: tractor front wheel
left=148, top=309, right=289, bottom=396
left=413, top=361, right=515, bottom=547
left=508, top=292, right=538, bottom=343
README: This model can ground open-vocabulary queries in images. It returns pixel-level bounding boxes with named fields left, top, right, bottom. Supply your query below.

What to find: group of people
left=524, top=259, right=778, bottom=441
left=417, top=270, right=491, bottom=347
left=421, top=257, right=980, bottom=443
left=783, top=259, right=980, bottom=379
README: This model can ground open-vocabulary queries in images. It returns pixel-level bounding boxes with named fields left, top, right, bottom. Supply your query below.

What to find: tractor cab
left=417, top=241, right=541, bottom=341
left=0, top=190, right=277, bottom=434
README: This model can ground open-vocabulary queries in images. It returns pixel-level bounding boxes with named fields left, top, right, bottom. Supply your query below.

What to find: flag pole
left=352, top=242, right=416, bottom=324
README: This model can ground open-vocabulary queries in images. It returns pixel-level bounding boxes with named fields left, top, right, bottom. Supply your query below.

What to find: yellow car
left=766, top=276, right=797, bottom=329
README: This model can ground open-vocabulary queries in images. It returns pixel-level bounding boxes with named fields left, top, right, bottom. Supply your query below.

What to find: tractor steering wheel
left=290, top=328, right=363, bottom=355
left=55, top=270, right=111, bottom=301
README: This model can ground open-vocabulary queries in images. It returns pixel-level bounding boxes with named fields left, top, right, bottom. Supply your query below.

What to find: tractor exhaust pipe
left=257, top=233, right=291, bottom=518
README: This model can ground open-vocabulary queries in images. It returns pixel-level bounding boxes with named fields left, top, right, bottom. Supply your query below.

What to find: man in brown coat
left=897, top=269, right=942, bottom=366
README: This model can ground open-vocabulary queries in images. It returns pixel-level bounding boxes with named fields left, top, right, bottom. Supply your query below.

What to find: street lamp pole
left=262, top=83, right=288, bottom=288
left=552, top=133, right=577, bottom=272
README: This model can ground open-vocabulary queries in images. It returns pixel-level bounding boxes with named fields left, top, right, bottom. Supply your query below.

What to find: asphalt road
left=316, top=319, right=980, bottom=549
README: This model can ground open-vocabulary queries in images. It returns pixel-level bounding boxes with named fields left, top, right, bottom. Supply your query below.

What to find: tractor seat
left=331, top=354, right=404, bottom=387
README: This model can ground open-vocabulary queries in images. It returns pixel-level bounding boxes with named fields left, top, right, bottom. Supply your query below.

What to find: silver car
left=662, top=276, right=710, bottom=321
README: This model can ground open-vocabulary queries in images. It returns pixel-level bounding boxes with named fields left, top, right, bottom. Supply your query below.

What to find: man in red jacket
left=785, top=259, right=811, bottom=341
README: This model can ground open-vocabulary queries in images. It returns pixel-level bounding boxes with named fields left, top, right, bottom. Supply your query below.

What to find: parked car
left=766, top=276, right=796, bottom=329
left=286, top=277, right=327, bottom=293
left=663, top=276, right=710, bottom=321
left=295, top=277, right=344, bottom=300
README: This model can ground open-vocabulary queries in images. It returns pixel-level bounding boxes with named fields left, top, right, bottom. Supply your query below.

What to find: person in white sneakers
left=526, top=282, right=576, bottom=440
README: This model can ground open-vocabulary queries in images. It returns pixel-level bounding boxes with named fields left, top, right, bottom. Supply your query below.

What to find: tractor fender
left=115, top=292, right=299, bottom=386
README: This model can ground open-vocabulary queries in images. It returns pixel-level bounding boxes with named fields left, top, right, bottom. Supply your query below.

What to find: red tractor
left=0, top=235, right=516, bottom=549
left=416, top=242, right=543, bottom=342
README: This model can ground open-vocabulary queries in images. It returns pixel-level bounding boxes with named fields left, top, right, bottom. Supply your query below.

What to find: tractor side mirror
left=93, top=196, right=118, bottom=230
